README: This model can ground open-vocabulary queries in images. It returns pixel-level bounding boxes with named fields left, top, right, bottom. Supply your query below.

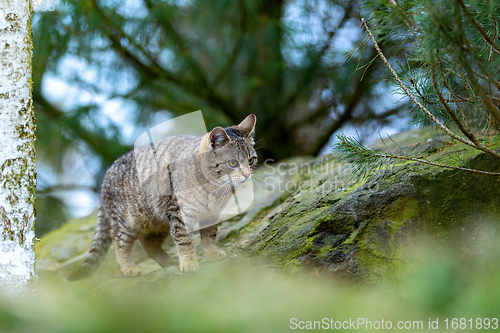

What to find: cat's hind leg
left=139, top=231, right=177, bottom=267
left=200, top=224, right=226, bottom=262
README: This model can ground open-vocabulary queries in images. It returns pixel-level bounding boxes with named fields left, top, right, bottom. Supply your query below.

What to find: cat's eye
left=248, top=157, right=256, bottom=165
left=228, top=159, right=238, bottom=168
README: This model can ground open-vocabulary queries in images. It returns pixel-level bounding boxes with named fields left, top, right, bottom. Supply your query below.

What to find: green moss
left=355, top=245, right=405, bottom=283
left=35, top=212, right=98, bottom=262
left=413, top=159, right=500, bottom=229
left=386, top=197, right=419, bottom=228
left=251, top=206, right=331, bottom=265
left=353, top=197, right=420, bottom=283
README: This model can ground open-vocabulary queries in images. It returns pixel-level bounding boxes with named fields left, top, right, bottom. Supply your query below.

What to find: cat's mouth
left=231, top=174, right=252, bottom=184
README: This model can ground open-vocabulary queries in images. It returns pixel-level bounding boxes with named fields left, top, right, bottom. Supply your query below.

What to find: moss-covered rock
left=36, top=129, right=500, bottom=285
left=234, top=139, right=500, bottom=282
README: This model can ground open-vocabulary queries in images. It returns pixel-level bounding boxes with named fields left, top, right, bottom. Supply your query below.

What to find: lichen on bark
left=0, top=0, right=36, bottom=294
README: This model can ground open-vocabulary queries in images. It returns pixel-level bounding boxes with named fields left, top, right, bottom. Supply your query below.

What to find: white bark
left=0, top=0, right=36, bottom=294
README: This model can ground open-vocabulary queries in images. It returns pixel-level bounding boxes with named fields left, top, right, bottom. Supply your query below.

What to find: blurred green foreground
left=1, top=228, right=500, bottom=333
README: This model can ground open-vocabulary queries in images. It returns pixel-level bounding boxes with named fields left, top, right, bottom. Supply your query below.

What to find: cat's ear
left=209, top=126, right=231, bottom=149
left=237, top=114, right=256, bottom=136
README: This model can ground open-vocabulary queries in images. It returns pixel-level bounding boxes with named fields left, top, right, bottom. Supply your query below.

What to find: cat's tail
left=67, top=211, right=112, bottom=281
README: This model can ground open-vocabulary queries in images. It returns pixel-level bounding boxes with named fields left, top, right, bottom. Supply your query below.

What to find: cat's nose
left=240, top=166, right=251, bottom=180
left=242, top=172, right=252, bottom=180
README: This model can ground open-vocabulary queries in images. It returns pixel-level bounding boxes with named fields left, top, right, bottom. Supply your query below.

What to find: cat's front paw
left=203, top=248, right=226, bottom=262
left=121, top=266, right=142, bottom=278
left=179, top=258, right=199, bottom=272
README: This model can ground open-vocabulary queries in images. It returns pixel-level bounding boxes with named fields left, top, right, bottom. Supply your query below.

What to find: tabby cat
left=67, top=114, right=257, bottom=280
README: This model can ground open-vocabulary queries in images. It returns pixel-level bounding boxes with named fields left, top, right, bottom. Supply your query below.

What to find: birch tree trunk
left=0, top=0, right=36, bottom=294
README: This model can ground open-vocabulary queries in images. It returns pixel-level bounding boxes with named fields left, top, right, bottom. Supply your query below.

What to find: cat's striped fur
left=67, top=115, right=257, bottom=280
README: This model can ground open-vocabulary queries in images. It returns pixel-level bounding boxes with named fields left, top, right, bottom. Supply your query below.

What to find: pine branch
left=360, top=18, right=500, bottom=159
left=334, top=134, right=392, bottom=179
left=443, top=7, right=500, bottom=125
left=334, top=134, right=500, bottom=178
left=431, top=72, right=477, bottom=143
left=335, top=17, right=500, bottom=179
left=457, top=0, right=500, bottom=55
left=387, top=0, right=423, bottom=41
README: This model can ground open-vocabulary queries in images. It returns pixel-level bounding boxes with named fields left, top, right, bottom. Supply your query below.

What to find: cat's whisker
left=222, top=185, right=232, bottom=199
left=251, top=173, right=264, bottom=180
left=250, top=174, right=265, bottom=183
left=208, top=180, right=231, bottom=195
left=251, top=179, right=264, bottom=187
left=204, top=172, right=232, bottom=187
left=254, top=138, right=265, bottom=145
left=209, top=177, right=228, bottom=186
left=212, top=184, right=234, bottom=208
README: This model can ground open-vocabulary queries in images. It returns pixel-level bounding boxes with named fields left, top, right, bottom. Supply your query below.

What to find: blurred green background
left=33, top=0, right=412, bottom=235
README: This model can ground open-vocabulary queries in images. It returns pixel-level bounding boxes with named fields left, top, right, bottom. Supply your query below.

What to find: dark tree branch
left=98, top=21, right=182, bottom=83
left=308, top=44, right=379, bottom=156
left=37, top=184, right=98, bottom=194
left=147, top=5, right=211, bottom=87
left=309, top=108, right=354, bottom=156
left=280, top=3, right=354, bottom=113
left=33, top=90, right=130, bottom=165
left=89, top=0, right=166, bottom=75
left=141, top=0, right=243, bottom=123
left=142, top=0, right=223, bottom=95
left=295, top=99, right=338, bottom=127
left=440, top=73, right=471, bottom=129
left=89, top=0, right=244, bottom=124
left=212, top=0, right=247, bottom=86
left=308, top=73, right=366, bottom=156
left=350, top=104, right=405, bottom=124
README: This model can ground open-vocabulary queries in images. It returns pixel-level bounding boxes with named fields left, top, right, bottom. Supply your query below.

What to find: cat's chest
left=196, top=190, right=228, bottom=214
left=175, top=189, right=229, bottom=222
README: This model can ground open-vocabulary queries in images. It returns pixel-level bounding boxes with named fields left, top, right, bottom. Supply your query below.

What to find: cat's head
left=200, top=114, right=257, bottom=184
